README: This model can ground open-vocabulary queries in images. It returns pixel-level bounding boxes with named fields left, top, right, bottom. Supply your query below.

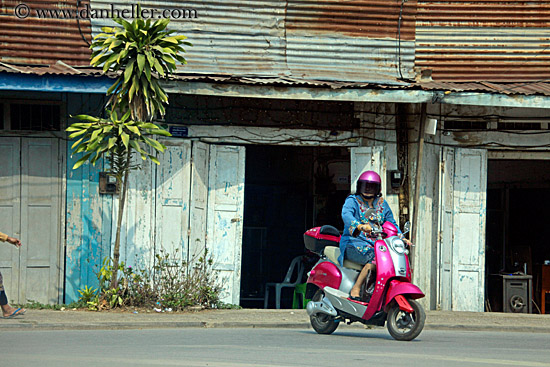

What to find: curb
left=0, top=321, right=315, bottom=331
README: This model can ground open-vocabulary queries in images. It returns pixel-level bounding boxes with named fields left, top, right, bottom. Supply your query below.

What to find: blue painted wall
left=65, top=93, right=114, bottom=303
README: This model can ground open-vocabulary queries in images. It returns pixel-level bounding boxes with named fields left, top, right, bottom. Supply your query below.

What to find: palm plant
left=91, top=17, right=190, bottom=121
left=67, top=15, right=190, bottom=289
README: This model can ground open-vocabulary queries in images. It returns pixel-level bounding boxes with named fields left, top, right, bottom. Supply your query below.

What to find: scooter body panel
left=384, top=280, right=425, bottom=309
left=324, top=286, right=368, bottom=318
left=374, top=240, right=396, bottom=281
left=338, top=267, right=360, bottom=294
left=307, top=260, right=342, bottom=290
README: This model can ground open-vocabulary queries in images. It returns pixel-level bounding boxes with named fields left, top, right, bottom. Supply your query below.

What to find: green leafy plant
left=77, top=285, right=98, bottom=304
left=78, top=258, right=127, bottom=311
left=67, top=110, right=170, bottom=169
left=86, top=296, right=100, bottom=311
left=66, top=15, right=189, bottom=289
left=97, top=257, right=115, bottom=288
left=90, top=16, right=191, bottom=120
left=121, top=264, right=156, bottom=307
left=104, top=288, right=124, bottom=309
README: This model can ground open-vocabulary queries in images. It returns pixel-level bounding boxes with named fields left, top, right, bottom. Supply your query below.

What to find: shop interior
left=486, top=159, right=550, bottom=314
left=240, top=145, right=350, bottom=308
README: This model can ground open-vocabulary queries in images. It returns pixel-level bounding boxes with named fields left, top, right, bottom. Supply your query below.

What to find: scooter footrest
left=324, top=287, right=349, bottom=299
left=347, top=298, right=368, bottom=306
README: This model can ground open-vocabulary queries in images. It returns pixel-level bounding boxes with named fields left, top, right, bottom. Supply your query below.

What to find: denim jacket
left=338, top=194, right=401, bottom=266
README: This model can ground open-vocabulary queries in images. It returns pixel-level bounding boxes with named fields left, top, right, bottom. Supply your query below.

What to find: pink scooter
left=303, top=211, right=425, bottom=341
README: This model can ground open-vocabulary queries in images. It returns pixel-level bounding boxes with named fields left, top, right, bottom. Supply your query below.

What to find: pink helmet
left=356, top=170, right=382, bottom=197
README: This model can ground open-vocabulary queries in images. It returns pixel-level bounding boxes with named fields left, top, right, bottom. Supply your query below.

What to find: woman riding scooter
left=339, top=170, right=412, bottom=301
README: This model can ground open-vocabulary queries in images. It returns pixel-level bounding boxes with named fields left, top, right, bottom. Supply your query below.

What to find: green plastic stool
left=292, top=283, right=311, bottom=309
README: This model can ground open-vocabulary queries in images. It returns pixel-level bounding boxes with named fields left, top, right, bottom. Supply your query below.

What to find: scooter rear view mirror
left=403, top=221, right=411, bottom=234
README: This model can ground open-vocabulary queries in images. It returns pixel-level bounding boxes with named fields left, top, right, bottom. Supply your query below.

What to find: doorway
left=486, top=159, right=550, bottom=313
left=240, top=145, right=350, bottom=308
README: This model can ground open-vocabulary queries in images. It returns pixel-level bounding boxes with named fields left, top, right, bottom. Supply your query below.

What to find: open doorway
left=486, top=159, right=550, bottom=313
left=240, top=145, right=350, bottom=308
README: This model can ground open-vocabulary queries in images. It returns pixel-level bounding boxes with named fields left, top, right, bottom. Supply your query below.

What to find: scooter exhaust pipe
left=306, top=296, right=337, bottom=317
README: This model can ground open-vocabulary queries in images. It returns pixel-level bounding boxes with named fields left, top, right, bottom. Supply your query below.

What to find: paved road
left=1, top=327, right=549, bottom=366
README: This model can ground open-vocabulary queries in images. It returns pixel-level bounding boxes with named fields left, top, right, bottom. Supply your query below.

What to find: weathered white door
left=154, top=140, right=192, bottom=261
left=438, top=147, right=487, bottom=311
left=20, top=138, right=62, bottom=304
left=350, top=146, right=385, bottom=194
left=206, top=145, right=246, bottom=305
left=0, top=138, right=21, bottom=303
left=0, top=138, right=61, bottom=304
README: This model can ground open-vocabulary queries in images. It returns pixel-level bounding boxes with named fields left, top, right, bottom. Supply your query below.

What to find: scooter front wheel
left=386, top=298, right=425, bottom=341
left=310, top=289, right=339, bottom=335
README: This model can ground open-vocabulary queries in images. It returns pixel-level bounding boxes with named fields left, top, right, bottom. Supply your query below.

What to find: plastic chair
left=264, top=256, right=304, bottom=309
left=292, top=282, right=311, bottom=309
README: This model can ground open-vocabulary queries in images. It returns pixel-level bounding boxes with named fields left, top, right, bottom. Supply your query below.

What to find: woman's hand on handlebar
left=403, top=238, right=413, bottom=247
left=358, top=223, right=372, bottom=234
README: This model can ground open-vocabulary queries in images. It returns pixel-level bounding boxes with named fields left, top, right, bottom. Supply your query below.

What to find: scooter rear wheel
left=310, top=289, right=339, bottom=335
left=387, top=298, right=425, bottom=341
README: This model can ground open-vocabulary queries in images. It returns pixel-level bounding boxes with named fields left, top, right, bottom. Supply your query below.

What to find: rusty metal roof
left=0, top=60, right=404, bottom=88
left=0, top=0, right=92, bottom=66
left=0, top=61, right=101, bottom=76
left=415, top=0, right=550, bottom=82
left=3, top=60, right=550, bottom=97
left=419, top=81, right=550, bottom=96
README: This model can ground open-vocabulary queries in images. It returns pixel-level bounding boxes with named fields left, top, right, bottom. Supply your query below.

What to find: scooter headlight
left=391, top=238, right=406, bottom=254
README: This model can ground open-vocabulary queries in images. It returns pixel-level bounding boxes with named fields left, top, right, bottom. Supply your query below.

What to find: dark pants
left=0, top=271, right=6, bottom=305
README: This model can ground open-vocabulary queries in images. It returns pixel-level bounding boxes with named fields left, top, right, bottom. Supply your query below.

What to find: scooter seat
left=323, top=246, right=363, bottom=271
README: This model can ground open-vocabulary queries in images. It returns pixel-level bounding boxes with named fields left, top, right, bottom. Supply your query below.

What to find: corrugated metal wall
left=0, top=0, right=92, bottom=65
left=285, top=0, right=417, bottom=82
left=95, top=0, right=289, bottom=78
left=90, top=0, right=417, bottom=84
left=415, top=0, right=550, bottom=81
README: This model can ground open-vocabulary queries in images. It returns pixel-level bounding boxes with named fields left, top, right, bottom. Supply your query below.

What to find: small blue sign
left=169, top=126, right=189, bottom=138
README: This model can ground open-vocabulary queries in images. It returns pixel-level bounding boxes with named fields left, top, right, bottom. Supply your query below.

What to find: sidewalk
left=2, top=308, right=550, bottom=332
